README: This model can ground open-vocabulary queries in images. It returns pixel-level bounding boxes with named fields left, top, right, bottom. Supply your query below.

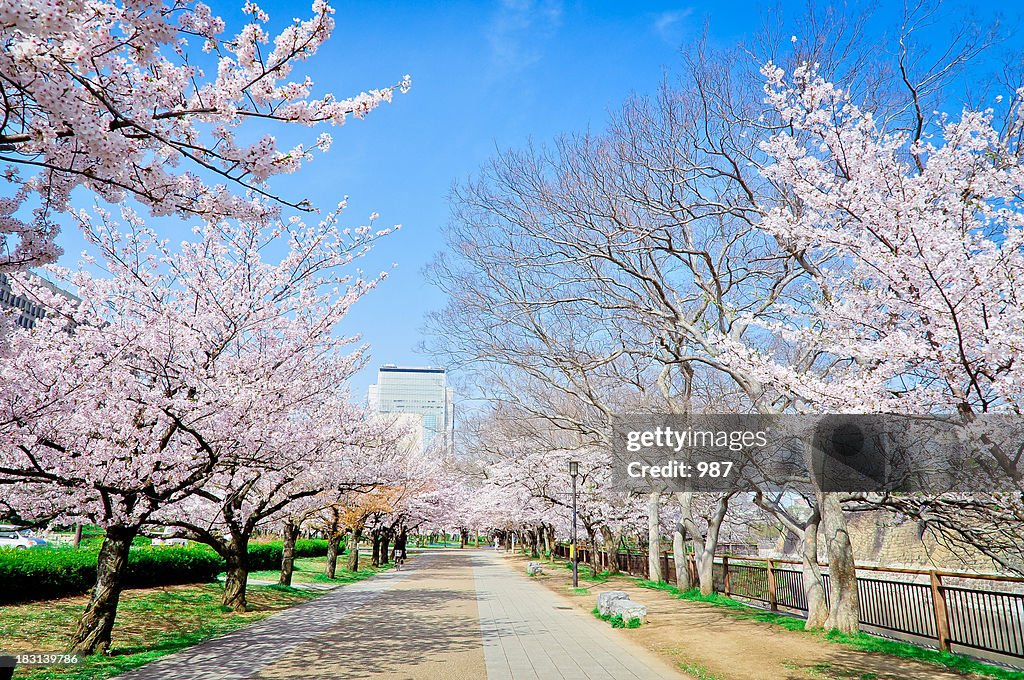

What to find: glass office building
left=368, top=365, right=455, bottom=453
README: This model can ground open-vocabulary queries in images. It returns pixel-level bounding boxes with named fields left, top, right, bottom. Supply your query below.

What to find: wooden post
left=767, top=559, right=778, bottom=611
left=930, top=571, right=952, bottom=652
left=662, top=551, right=670, bottom=583
left=722, top=555, right=731, bottom=596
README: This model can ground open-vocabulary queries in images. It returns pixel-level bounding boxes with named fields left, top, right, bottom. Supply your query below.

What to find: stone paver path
left=474, top=551, right=685, bottom=680
left=255, top=550, right=487, bottom=680
left=115, top=549, right=688, bottom=680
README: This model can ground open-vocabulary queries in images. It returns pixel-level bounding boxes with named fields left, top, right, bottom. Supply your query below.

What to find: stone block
left=609, top=598, right=647, bottom=625
left=597, top=590, right=630, bottom=616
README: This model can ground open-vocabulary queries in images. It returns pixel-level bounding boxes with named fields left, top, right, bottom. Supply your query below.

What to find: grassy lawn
left=0, top=583, right=318, bottom=679
left=0, top=561, right=392, bottom=680
left=556, top=557, right=610, bottom=583
left=245, top=556, right=391, bottom=586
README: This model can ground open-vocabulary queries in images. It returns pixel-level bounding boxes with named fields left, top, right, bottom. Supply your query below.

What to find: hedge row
left=0, top=539, right=330, bottom=604
left=246, top=540, right=331, bottom=571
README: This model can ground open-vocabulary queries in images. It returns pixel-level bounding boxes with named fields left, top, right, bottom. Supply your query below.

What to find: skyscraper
left=367, top=365, right=455, bottom=453
left=0, top=273, right=79, bottom=330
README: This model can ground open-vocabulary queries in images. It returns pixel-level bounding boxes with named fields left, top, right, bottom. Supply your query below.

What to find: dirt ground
left=512, top=555, right=994, bottom=680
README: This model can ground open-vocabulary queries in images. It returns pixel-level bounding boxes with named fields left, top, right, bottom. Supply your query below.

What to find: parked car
left=0, top=526, right=48, bottom=549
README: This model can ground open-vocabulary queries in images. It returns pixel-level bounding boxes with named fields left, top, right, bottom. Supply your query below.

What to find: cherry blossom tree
left=0, top=201, right=394, bottom=651
left=0, top=0, right=409, bottom=270
left=729, top=59, right=1024, bottom=573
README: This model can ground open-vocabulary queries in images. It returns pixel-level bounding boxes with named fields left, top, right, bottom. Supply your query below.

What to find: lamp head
left=569, top=460, right=579, bottom=477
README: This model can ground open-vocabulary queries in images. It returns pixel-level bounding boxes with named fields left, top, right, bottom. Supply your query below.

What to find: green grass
left=558, top=559, right=610, bottom=583
left=245, top=557, right=393, bottom=587
left=591, top=606, right=642, bottom=629
left=2, top=583, right=320, bottom=679
left=568, top=587, right=590, bottom=595
left=634, top=579, right=1023, bottom=680
left=676, top=661, right=725, bottom=680
left=2, top=562, right=392, bottom=680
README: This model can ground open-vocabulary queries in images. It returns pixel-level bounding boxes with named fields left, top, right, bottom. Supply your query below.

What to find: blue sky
left=46, top=0, right=1012, bottom=403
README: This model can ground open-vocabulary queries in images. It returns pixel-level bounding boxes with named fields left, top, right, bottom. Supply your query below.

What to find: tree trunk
left=325, top=533, right=340, bottom=579
left=802, top=513, right=829, bottom=630
left=73, top=524, right=83, bottom=549
left=673, top=529, right=690, bottom=590
left=605, top=527, right=622, bottom=575
left=585, top=524, right=599, bottom=575
left=346, top=529, right=361, bottom=571
left=371, top=533, right=381, bottom=567
left=678, top=492, right=730, bottom=595
left=647, top=491, right=662, bottom=582
left=69, top=525, right=136, bottom=655
left=819, top=491, right=859, bottom=633
left=529, top=527, right=540, bottom=557
left=380, top=533, right=390, bottom=565
left=222, top=538, right=250, bottom=612
left=279, top=521, right=299, bottom=586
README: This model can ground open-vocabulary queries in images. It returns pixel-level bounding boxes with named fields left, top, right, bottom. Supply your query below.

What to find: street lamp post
left=569, top=460, right=579, bottom=588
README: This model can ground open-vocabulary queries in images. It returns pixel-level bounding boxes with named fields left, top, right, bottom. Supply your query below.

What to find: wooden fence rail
left=552, top=544, right=1024, bottom=661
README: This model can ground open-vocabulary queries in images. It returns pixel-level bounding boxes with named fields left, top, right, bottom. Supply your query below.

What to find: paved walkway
left=475, top=552, right=684, bottom=680
left=115, top=550, right=687, bottom=680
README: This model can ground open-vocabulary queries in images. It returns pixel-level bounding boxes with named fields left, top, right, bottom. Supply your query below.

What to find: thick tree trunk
left=73, top=524, right=83, bottom=549
left=819, top=492, right=859, bottom=633
left=69, top=525, right=136, bottom=655
left=802, top=514, right=829, bottom=630
left=325, top=534, right=340, bottom=579
left=529, top=527, right=540, bottom=557
left=677, top=492, right=730, bottom=595
left=647, top=492, right=662, bottom=582
left=346, top=529, right=361, bottom=571
left=222, top=538, right=250, bottom=612
left=279, top=521, right=299, bottom=586
left=603, top=527, right=622, bottom=575
left=673, top=529, right=690, bottom=590
left=380, top=533, right=390, bottom=565
left=371, top=533, right=381, bottom=567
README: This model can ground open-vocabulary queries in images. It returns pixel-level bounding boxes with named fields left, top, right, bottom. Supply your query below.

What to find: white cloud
left=652, top=8, right=694, bottom=45
left=486, top=0, right=564, bottom=75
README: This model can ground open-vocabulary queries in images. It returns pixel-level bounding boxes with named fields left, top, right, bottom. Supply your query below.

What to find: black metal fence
left=553, top=544, right=1024, bottom=661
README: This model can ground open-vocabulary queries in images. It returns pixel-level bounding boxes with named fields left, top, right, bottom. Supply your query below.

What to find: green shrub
left=295, top=539, right=329, bottom=558
left=0, top=538, right=330, bottom=604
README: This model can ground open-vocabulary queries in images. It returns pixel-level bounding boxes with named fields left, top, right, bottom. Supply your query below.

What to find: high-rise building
left=368, top=365, right=455, bottom=453
left=0, top=273, right=79, bottom=330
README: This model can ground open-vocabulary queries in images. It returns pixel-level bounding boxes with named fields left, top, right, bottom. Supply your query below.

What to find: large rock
left=526, top=561, right=544, bottom=575
left=609, top=598, right=648, bottom=625
left=597, top=590, right=631, bottom=616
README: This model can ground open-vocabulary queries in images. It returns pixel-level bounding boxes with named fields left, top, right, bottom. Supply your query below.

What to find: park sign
left=610, top=413, right=1024, bottom=494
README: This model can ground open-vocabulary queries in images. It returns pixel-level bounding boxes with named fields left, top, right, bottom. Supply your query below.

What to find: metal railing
left=552, top=544, right=1024, bottom=662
